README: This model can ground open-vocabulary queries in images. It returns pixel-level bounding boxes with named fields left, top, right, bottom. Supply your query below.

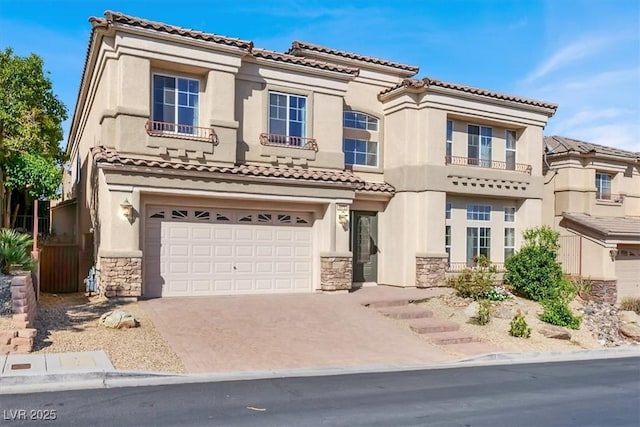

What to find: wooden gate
left=558, top=235, right=582, bottom=276
left=39, top=244, right=79, bottom=293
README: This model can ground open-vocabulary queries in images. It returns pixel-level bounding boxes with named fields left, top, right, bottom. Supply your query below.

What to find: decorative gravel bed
left=33, top=293, right=185, bottom=373
left=0, top=274, right=14, bottom=331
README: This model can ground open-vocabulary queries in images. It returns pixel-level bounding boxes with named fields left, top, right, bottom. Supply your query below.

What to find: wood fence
left=39, top=244, right=78, bottom=293
left=558, top=235, right=582, bottom=276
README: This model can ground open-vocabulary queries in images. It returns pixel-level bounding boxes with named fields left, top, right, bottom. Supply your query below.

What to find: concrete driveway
left=139, top=287, right=455, bottom=373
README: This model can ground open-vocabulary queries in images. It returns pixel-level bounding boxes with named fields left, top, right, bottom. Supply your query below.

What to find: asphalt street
left=1, top=357, right=638, bottom=426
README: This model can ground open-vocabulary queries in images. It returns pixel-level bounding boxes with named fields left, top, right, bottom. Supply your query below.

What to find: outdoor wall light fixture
left=609, top=249, right=619, bottom=261
left=120, top=198, right=134, bottom=223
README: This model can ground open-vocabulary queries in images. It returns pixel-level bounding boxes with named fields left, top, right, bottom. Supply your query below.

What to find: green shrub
left=539, top=299, right=582, bottom=329
left=620, top=297, right=640, bottom=314
left=509, top=310, right=531, bottom=338
left=0, top=229, right=34, bottom=274
left=472, top=300, right=492, bottom=325
left=571, top=276, right=593, bottom=297
left=447, top=255, right=497, bottom=300
left=484, top=286, right=511, bottom=302
left=504, top=226, right=565, bottom=301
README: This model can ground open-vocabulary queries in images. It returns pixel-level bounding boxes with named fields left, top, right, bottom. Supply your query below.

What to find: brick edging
left=0, top=275, right=37, bottom=354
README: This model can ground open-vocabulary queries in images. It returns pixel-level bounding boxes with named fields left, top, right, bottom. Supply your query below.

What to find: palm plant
left=0, top=229, right=35, bottom=273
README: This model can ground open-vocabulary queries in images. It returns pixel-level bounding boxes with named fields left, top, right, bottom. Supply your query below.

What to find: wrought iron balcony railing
left=146, top=120, right=219, bottom=144
left=445, top=155, right=532, bottom=174
left=446, top=262, right=506, bottom=273
left=260, top=133, right=318, bottom=151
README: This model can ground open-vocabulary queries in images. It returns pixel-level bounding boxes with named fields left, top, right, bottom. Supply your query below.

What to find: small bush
left=472, top=300, right=492, bottom=325
left=509, top=310, right=531, bottom=338
left=447, top=255, right=497, bottom=300
left=571, top=276, right=593, bottom=297
left=0, top=229, right=34, bottom=274
left=620, top=297, right=640, bottom=315
left=539, top=299, right=582, bottom=329
left=484, top=286, right=511, bottom=302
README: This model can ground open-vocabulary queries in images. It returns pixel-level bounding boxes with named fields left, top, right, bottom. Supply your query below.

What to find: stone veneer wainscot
left=416, top=254, right=449, bottom=288
left=320, top=255, right=353, bottom=291
left=99, top=257, right=142, bottom=297
left=589, top=279, right=617, bottom=305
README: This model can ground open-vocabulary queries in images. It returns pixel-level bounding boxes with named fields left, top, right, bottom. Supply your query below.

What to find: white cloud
left=552, top=108, right=628, bottom=133
left=523, top=37, right=613, bottom=83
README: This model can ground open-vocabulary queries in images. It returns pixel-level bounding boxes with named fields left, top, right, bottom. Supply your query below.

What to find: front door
left=351, top=211, right=378, bottom=283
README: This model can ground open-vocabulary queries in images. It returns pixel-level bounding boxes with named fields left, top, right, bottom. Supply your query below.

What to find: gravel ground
left=417, top=294, right=603, bottom=352
left=33, top=293, right=185, bottom=373
left=0, top=274, right=13, bottom=331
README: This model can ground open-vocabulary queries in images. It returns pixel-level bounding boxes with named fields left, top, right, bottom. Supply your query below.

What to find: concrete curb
left=1, top=346, right=638, bottom=395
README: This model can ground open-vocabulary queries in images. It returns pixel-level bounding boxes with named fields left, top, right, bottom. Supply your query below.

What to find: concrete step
left=427, top=331, right=481, bottom=345
left=408, top=318, right=460, bottom=334
left=363, top=299, right=409, bottom=309
left=377, top=305, right=433, bottom=319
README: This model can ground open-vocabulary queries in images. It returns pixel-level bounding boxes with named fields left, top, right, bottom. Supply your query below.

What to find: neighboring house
left=59, top=11, right=557, bottom=298
left=543, top=136, right=640, bottom=303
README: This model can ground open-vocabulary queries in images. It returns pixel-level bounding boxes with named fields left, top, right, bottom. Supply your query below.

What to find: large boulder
left=619, top=324, right=640, bottom=342
left=617, top=311, right=639, bottom=325
left=540, top=325, right=571, bottom=340
left=464, top=301, right=479, bottom=318
left=99, top=309, right=138, bottom=329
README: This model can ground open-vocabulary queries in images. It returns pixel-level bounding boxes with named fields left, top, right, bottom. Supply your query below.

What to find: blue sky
left=1, top=0, right=638, bottom=151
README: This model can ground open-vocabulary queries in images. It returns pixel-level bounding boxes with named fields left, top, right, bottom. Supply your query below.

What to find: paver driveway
left=139, top=287, right=456, bottom=373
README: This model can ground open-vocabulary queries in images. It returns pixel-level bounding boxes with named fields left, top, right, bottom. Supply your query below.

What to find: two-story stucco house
left=542, top=136, right=640, bottom=303
left=57, top=12, right=557, bottom=298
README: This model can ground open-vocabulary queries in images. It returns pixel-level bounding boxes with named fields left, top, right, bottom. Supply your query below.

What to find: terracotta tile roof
left=91, top=147, right=394, bottom=193
left=287, top=41, right=419, bottom=73
left=562, top=213, right=640, bottom=239
left=544, top=136, right=639, bottom=160
left=251, top=49, right=359, bottom=76
left=100, top=11, right=254, bottom=50
left=379, top=78, right=558, bottom=111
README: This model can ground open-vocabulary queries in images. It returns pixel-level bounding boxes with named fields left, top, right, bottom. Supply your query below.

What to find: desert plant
left=504, top=226, right=565, bottom=301
left=571, top=276, right=593, bottom=298
left=472, top=299, right=492, bottom=325
left=447, top=255, right=497, bottom=300
left=620, top=297, right=640, bottom=315
left=0, top=228, right=34, bottom=273
left=539, top=299, right=582, bottom=329
left=484, top=286, right=511, bottom=302
left=509, top=310, right=531, bottom=338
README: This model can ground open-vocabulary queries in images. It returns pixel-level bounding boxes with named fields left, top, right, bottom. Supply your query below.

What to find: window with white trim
left=446, top=203, right=452, bottom=220
left=269, top=92, right=307, bottom=145
left=152, top=74, right=199, bottom=134
left=466, top=205, right=491, bottom=221
left=344, top=138, right=378, bottom=167
left=504, top=227, right=515, bottom=260
left=343, top=111, right=379, bottom=167
left=344, top=111, right=378, bottom=131
left=446, top=120, right=453, bottom=158
left=504, top=207, right=515, bottom=222
left=595, top=172, right=612, bottom=200
left=468, top=125, right=492, bottom=167
left=506, top=130, right=517, bottom=170
left=445, top=225, right=451, bottom=263
left=467, top=227, right=491, bottom=264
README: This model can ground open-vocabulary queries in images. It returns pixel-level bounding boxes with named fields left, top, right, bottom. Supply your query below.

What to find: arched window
left=343, top=111, right=379, bottom=167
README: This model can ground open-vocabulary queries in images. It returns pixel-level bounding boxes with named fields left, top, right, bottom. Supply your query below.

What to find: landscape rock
left=99, top=310, right=138, bottom=329
left=619, top=324, right=640, bottom=342
left=463, top=301, right=478, bottom=318
left=578, top=300, right=638, bottom=347
left=617, top=311, right=639, bottom=325
left=492, top=305, right=514, bottom=319
left=540, top=325, right=571, bottom=340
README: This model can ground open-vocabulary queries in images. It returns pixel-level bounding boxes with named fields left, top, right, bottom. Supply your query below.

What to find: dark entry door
left=351, top=211, right=378, bottom=283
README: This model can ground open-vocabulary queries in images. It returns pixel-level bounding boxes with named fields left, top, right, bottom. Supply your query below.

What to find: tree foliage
left=0, top=48, right=67, bottom=227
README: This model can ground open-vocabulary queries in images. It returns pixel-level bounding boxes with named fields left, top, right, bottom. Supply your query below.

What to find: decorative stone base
left=321, top=256, right=352, bottom=291
left=416, top=255, right=448, bottom=288
left=589, top=279, right=617, bottom=304
left=99, top=257, right=142, bottom=298
left=0, top=275, right=38, bottom=355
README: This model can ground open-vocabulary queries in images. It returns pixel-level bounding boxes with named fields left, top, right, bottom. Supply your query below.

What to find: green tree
left=0, top=48, right=67, bottom=227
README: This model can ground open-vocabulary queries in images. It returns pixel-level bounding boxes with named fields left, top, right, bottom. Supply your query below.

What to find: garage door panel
left=145, top=206, right=313, bottom=297
left=616, top=249, right=640, bottom=301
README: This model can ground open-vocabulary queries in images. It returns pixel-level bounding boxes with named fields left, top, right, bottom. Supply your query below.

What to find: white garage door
left=616, top=248, right=640, bottom=302
left=144, top=206, right=313, bottom=297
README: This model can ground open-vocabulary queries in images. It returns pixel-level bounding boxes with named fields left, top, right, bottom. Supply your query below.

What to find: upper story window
left=344, top=112, right=378, bottom=131
left=446, top=202, right=452, bottom=220
left=446, top=120, right=453, bottom=158
left=468, top=125, right=492, bottom=167
left=269, top=92, right=307, bottom=145
left=595, top=172, right=612, bottom=200
left=467, top=204, right=491, bottom=221
left=343, top=111, right=379, bottom=167
left=504, top=207, right=515, bottom=222
left=152, top=74, right=199, bottom=135
left=506, top=130, right=517, bottom=170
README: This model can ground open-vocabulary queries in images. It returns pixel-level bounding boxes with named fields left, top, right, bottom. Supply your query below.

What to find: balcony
left=146, top=120, right=218, bottom=144
left=446, top=262, right=506, bottom=273
left=445, top=156, right=531, bottom=174
left=259, top=133, right=318, bottom=151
